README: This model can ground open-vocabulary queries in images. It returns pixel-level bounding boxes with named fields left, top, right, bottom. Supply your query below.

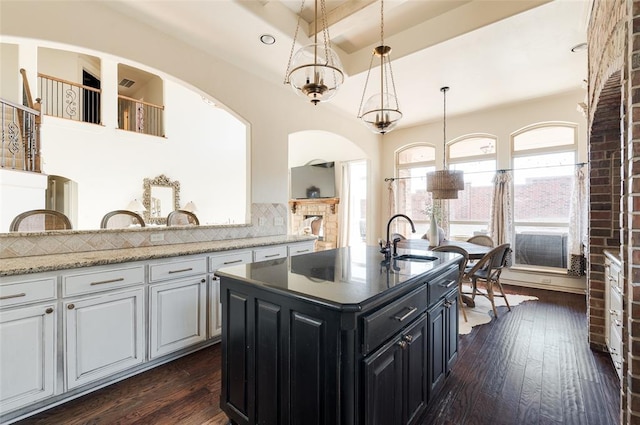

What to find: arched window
left=447, top=135, right=497, bottom=238
left=394, top=144, right=436, bottom=236
left=511, top=123, right=577, bottom=270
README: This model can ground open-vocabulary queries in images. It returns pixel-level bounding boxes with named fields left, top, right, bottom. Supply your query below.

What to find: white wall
left=0, top=43, right=19, bottom=103
left=0, top=0, right=382, bottom=239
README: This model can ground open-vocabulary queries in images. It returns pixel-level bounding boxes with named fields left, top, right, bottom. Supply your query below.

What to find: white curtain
left=338, top=162, right=351, bottom=248
left=568, top=164, right=587, bottom=275
left=488, top=171, right=514, bottom=258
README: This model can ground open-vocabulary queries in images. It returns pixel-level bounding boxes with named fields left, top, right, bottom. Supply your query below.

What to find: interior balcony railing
left=1, top=98, right=41, bottom=172
left=38, top=73, right=101, bottom=124
left=117, top=95, right=164, bottom=137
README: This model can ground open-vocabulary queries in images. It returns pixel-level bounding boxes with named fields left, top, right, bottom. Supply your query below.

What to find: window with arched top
left=447, top=135, right=497, bottom=238
left=394, top=144, right=436, bottom=236
left=511, top=123, right=577, bottom=270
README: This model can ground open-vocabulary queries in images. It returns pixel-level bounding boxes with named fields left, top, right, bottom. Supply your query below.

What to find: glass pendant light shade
left=361, top=91, right=402, bottom=133
left=288, top=43, right=344, bottom=104
left=357, top=1, right=402, bottom=134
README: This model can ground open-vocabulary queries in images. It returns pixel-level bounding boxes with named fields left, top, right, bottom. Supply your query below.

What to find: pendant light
left=357, top=0, right=402, bottom=134
left=284, top=0, right=344, bottom=105
left=426, top=86, right=464, bottom=199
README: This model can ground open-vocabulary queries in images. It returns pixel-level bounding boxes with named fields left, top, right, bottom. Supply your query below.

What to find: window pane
left=397, top=145, right=435, bottom=164
left=396, top=166, right=433, bottom=223
left=513, top=151, right=574, bottom=269
left=448, top=160, right=495, bottom=237
left=450, top=137, right=496, bottom=158
left=513, top=126, right=575, bottom=151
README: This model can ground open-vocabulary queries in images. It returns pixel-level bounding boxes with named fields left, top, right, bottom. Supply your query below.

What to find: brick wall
left=588, top=0, right=630, bottom=422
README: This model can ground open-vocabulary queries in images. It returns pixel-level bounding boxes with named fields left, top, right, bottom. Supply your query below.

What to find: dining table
left=396, top=238, right=493, bottom=308
left=396, top=238, right=492, bottom=260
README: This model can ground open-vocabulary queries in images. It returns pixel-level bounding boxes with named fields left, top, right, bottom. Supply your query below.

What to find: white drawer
left=253, top=245, right=288, bottom=262
left=209, top=250, right=253, bottom=272
left=63, top=265, right=144, bottom=297
left=0, top=277, right=56, bottom=308
left=149, top=257, right=207, bottom=282
left=288, top=242, right=315, bottom=257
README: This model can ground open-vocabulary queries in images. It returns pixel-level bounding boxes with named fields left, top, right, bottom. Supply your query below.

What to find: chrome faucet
left=382, top=214, right=416, bottom=259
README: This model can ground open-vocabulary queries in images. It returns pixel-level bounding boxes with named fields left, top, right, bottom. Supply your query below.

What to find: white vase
left=429, top=214, right=439, bottom=247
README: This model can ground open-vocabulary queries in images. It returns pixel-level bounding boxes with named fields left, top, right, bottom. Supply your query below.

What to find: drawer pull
left=168, top=267, right=193, bottom=274
left=439, top=280, right=457, bottom=289
left=45, top=307, right=54, bottom=314
left=90, top=277, right=125, bottom=286
left=67, top=304, right=75, bottom=310
left=397, top=340, right=408, bottom=349
left=264, top=254, right=280, bottom=258
left=0, top=292, right=26, bottom=300
left=223, top=259, right=243, bottom=265
left=393, top=306, right=417, bottom=322
left=295, top=249, right=310, bottom=254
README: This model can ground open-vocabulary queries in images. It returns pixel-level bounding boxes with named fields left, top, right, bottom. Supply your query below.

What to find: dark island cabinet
left=218, top=249, right=461, bottom=425
left=363, top=314, right=428, bottom=425
left=427, top=289, right=459, bottom=398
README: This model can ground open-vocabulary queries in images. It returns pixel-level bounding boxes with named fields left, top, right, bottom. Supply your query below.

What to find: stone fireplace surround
left=289, top=198, right=339, bottom=251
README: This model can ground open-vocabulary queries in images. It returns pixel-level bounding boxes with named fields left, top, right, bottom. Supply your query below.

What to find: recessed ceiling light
left=260, top=34, right=276, bottom=45
left=571, top=42, right=587, bottom=53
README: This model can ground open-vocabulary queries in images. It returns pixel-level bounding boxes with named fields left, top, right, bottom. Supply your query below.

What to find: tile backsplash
left=0, top=203, right=288, bottom=259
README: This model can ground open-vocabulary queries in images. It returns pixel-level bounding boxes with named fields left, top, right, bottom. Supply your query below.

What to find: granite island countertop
left=216, top=245, right=462, bottom=308
left=0, top=235, right=316, bottom=277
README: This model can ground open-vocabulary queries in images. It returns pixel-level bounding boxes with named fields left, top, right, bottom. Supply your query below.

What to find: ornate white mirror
left=143, top=175, right=180, bottom=225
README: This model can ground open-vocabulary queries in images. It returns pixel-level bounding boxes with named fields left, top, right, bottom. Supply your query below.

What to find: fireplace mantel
left=289, top=197, right=340, bottom=214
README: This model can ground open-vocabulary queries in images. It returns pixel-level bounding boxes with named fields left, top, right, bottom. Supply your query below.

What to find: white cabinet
left=0, top=302, right=56, bottom=412
left=149, top=257, right=208, bottom=359
left=605, top=252, right=623, bottom=380
left=288, top=240, right=315, bottom=257
left=64, top=288, right=145, bottom=389
left=253, top=245, right=288, bottom=262
left=208, top=251, right=252, bottom=339
left=62, top=264, right=145, bottom=390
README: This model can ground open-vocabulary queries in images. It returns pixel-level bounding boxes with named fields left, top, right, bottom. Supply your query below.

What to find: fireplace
left=289, top=198, right=340, bottom=251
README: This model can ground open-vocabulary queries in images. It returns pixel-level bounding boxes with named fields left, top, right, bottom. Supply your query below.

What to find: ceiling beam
left=309, top=0, right=378, bottom=36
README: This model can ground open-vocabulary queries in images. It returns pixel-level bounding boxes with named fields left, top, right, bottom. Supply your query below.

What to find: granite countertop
left=216, top=245, right=461, bottom=307
left=0, top=235, right=316, bottom=277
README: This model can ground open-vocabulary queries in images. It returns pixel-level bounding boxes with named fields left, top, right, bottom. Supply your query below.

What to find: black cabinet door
left=445, top=293, right=459, bottom=373
left=403, top=316, right=428, bottom=425
left=363, top=336, right=404, bottom=425
left=427, top=300, right=446, bottom=399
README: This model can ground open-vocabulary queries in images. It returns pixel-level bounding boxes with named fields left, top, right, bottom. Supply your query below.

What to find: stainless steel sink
left=393, top=254, right=438, bottom=262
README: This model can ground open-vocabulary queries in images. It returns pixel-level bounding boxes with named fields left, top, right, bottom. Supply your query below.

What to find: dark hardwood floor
left=15, top=286, right=619, bottom=425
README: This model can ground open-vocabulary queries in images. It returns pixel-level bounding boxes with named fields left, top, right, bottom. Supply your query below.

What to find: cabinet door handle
left=168, top=267, right=193, bottom=274
left=439, top=280, right=457, bottom=289
left=90, top=277, right=125, bottom=286
left=223, top=259, right=243, bottom=265
left=444, top=301, right=453, bottom=308
left=403, top=334, right=413, bottom=343
left=67, top=304, right=75, bottom=310
left=45, top=307, right=54, bottom=314
left=393, top=306, right=417, bottom=322
left=609, top=309, right=619, bottom=316
left=264, top=254, right=280, bottom=258
left=0, top=292, right=26, bottom=300
left=614, top=319, right=622, bottom=327
left=397, top=340, right=408, bottom=349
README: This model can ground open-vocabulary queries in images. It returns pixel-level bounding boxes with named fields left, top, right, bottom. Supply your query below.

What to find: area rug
left=458, top=293, right=538, bottom=335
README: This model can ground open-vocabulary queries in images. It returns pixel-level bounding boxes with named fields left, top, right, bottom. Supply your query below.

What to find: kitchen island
left=216, top=245, right=463, bottom=425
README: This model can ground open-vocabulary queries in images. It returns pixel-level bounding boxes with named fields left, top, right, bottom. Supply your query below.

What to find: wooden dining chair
left=466, top=234, right=494, bottom=247
left=463, top=243, right=512, bottom=318
left=167, top=210, right=199, bottom=226
left=432, top=245, right=470, bottom=322
left=100, top=210, right=145, bottom=229
left=9, top=209, right=72, bottom=232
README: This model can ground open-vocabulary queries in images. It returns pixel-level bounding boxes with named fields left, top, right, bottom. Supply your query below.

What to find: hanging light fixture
left=427, top=86, right=464, bottom=199
left=357, top=0, right=402, bottom=134
left=284, top=0, right=344, bottom=105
